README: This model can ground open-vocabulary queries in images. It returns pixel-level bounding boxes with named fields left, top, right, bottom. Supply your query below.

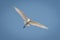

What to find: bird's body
left=14, top=7, right=48, bottom=29
left=24, top=18, right=31, bottom=26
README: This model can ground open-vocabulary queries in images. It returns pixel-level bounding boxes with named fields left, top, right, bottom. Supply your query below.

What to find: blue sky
left=0, top=0, right=60, bottom=40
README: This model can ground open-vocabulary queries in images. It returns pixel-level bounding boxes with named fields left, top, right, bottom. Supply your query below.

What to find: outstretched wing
left=14, top=7, right=28, bottom=21
left=30, top=20, right=48, bottom=29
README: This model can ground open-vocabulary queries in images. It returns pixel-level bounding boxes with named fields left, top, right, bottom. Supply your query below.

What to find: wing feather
left=30, top=20, right=48, bottom=29
left=14, top=7, right=28, bottom=21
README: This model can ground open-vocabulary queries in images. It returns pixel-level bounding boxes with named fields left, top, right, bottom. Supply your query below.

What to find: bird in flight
left=14, top=7, right=48, bottom=29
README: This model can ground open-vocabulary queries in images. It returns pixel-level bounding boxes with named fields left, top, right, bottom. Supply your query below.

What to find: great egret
left=14, top=7, right=48, bottom=29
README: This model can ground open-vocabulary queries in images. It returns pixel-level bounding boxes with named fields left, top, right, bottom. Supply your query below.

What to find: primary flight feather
left=14, top=7, right=48, bottom=29
left=14, top=7, right=28, bottom=21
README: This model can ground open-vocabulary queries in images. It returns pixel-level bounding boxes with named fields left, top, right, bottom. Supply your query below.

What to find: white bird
left=14, top=7, right=48, bottom=29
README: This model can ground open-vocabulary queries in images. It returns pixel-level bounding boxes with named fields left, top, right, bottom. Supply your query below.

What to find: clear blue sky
left=0, top=0, right=60, bottom=40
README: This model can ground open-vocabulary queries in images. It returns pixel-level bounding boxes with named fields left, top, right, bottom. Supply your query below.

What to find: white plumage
left=14, top=7, right=48, bottom=29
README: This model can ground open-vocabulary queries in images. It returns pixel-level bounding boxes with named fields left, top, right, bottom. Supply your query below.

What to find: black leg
left=23, top=25, right=26, bottom=29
